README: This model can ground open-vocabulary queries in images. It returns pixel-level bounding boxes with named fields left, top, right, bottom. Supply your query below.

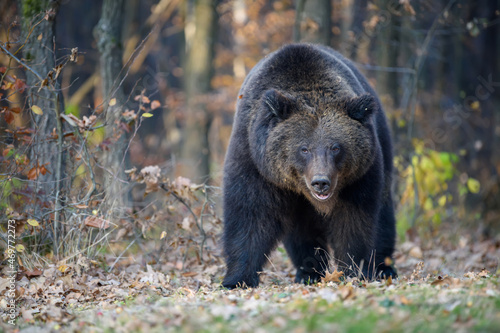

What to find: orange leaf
left=25, top=268, right=43, bottom=277
left=27, top=166, right=38, bottom=180
left=14, top=79, right=27, bottom=93
left=84, top=216, right=110, bottom=229
left=75, top=204, right=88, bottom=209
left=4, top=110, right=14, bottom=124
left=151, top=100, right=161, bottom=110
left=321, top=268, right=344, bottom=283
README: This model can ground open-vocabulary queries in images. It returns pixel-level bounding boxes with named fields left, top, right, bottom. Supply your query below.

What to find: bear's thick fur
left=222, top=43, right=397, bottom=288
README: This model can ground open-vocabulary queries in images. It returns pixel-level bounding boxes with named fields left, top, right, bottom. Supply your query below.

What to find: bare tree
left=19, top=0, right=66, bottom=256
left=181, top=0, right=218, bottom=181
left=294, top=0, right=331, bottom=45
left=94, top=0, right=130, bottom=213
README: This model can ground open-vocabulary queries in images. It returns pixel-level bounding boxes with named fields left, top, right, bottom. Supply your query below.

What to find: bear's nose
left=311, top=175, right=331, bottom=193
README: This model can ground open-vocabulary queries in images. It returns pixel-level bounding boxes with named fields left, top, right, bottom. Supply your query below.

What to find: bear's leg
left=284, top=227, right=330, bottom=284
left=222, top=176, right=284, bottom=289
left=222, top=215, right=282, bottom=288
left=330, top=221, right=375, bottom=279
left=374, top=195, right=397, bottom=278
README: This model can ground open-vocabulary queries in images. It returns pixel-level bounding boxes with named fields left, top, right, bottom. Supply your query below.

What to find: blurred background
left=1, top=0, right=499, bottom=248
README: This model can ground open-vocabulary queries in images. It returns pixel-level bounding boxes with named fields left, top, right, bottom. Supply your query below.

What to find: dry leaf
left=151, top=100, right=161, bottom=109
left=140, top=165, right=161, bottom=194
left=84, top=216, right=110, bottom=229
left=53, top=63, right=63, bottom=79
left=4, top=110, right=14, bottom=124
left=409, top=246, right=423, bottom=259
left=385, top=275, right=393, bottom=286
left=321, top=268, right=344, bottom=283
left=25, top=268, right=43, bottom=277
left=109, top=98, right=117, bottom=106
left=479, top=269, right=490, bottom=278
left=142, top=112, right=153, bottom=118
left=75, top=204, right=88, bottom=209
left=70, top=47, right=78, bottom=62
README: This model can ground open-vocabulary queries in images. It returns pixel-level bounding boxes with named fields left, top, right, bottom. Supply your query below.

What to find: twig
left=108, top=239, right=136, bottom=272
left=402, top=0, right=457, bottom=139
left=160, top=183, right=207, bottom=264
left=0, top=42, right=45, bottom=82
left=53, top=91, right=64, bottom=257
left=354, top=63, right=417, bottom=74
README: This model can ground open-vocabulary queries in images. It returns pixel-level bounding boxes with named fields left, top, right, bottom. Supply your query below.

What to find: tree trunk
left=94, top=0, right=130, bottom=214
left=181, top=0, right=218, bottom=181
left=374, top=0, right=399, bottom=105
left=21, top=0, right=66, bottom=256
left=293, top=0, right=331, bottom=45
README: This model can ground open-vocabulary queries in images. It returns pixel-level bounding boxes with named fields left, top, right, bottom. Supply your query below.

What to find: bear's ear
left=346, top=93, right=377, bottom=122
left=262, top=89, right=295, bottom=119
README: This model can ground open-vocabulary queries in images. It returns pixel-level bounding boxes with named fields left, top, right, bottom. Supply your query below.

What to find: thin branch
left=160, top=183, right=207, bottom=263
left=108, top=239, right=136, bottom=272
left=355, top=63, right=417, bottom=74
left=0, top=42, right=45, bottom=82
left=402, top=0, right=457, bottom=139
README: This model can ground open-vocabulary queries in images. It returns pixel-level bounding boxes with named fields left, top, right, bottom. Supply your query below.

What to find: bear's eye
left=331, top=145, right=340, bottom=153
left=301, top=147, right=309, bottom=154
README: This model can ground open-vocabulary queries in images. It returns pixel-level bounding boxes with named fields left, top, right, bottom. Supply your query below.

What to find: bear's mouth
left=311, top=191, right=332, bottom=201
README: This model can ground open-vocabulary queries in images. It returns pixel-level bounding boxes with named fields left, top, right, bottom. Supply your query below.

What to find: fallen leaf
left=321, top=268, right=344, bottom=283
left=25, top=268, right=43, bottom=277
left=385, top=275, right=393, bottom=286
left=58, top=264, right=70, bottom=273
left=409, top=246, right=423, bottom=259
left=479, top=269, right=490, bottom=278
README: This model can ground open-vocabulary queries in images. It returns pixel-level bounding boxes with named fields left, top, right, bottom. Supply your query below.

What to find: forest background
left=0, top=0, right=499, bottom=331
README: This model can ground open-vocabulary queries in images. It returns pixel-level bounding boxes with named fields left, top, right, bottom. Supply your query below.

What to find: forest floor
left=1, top=227, right=500, bottom=333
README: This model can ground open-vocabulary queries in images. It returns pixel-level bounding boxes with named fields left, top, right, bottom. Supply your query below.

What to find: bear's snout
left=311, top=175, right=331, bottom=194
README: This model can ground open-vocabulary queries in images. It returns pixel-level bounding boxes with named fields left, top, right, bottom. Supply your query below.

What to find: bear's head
left=249, top=89, right=379, bottom=214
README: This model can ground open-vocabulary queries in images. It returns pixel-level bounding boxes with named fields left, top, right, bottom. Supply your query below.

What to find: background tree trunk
left=21, top=0, right=66, bottom=255
left=94, top=0, right=130, bottom=214
left=181, top=0, right=218, bottom=181
left=293, top=0, right=331, bottom=45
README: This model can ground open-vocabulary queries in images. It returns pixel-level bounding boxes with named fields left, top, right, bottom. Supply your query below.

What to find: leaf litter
left=1, top=179, right=499, bottom=332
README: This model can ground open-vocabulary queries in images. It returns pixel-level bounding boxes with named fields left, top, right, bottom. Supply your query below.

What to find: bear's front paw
left=376, top=264, right=398, bottom=279
left=294, top=270, right=322, bottom=285
left=222, top=274, right=260, bottom=289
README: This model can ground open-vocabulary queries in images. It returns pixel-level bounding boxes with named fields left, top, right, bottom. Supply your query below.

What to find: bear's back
left=240, top=44, right=366, bottom=102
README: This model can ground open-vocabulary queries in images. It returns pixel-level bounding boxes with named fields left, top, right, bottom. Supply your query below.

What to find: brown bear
left=222, top=43, right=397, bottom=288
